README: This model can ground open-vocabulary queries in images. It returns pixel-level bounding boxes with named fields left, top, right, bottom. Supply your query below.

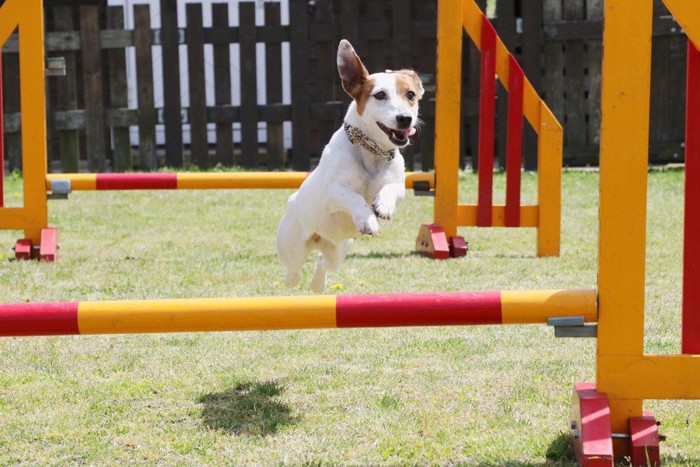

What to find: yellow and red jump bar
left=46, top=172, right=435, bottom=191
left=0, top=289, right=596, bottom=337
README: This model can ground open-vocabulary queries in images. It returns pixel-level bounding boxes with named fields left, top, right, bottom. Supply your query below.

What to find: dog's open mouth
left=377, top=122, right=416, bottom=146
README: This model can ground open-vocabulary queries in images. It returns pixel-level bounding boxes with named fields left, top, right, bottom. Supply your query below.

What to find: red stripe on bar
left=0, top=302, right=80, bottom=336
left=477, top=16, right=497, bottom=227
left=683, top=40, right=700, bottom=354
left=505, top=55, right=524, bottom=227
left=336, top=291, right=502, bottom=328
left=95, top=173, right=178, bottom=190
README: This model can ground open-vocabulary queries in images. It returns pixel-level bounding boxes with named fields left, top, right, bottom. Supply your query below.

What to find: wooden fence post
left=52, top=6, right=80, bottom=172
left=239, top=2, right=258, bottom=168
left=160, top=0, right=183, bottom=167
left=107, top=5, right=131, bottom=172
left=80, top=4, right=107, bottom=172
left=289, top=0, right=310, bottom=170
left=1, top=53, right=20, bottom=172
left=134, top=4, right=157, bottom=170
left=185, top=2, right=208, bottom=168
left=521, top=0, right=542, bottom=170
left=212, top=3, right=233, bottom=166
left=264, top=2, right=285, bottom=168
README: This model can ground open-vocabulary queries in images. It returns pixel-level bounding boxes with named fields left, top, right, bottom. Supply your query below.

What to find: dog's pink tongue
left=404, top=127, right=417, bottom=137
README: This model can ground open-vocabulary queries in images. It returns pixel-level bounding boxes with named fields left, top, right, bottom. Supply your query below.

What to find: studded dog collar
left=343, top=122, right=396, bottom=161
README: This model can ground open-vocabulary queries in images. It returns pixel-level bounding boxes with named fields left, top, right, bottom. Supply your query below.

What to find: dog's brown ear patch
left=337, top=40, right=369, bottom=101
left=395, top=69, right=425, bottom=101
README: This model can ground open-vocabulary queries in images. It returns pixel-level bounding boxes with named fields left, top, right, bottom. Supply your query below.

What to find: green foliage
left=0, top=170, right=697, bottom=464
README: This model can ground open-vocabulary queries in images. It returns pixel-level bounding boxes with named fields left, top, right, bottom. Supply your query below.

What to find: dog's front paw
left=355, top=213, right=381, bottom=236
left=372, top=197, right=396, bottom=220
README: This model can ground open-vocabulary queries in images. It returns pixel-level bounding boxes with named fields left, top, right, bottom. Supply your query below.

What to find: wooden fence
left=491, top=0, right=687, bottom=167
left=0, top=0, right=689, bottom=173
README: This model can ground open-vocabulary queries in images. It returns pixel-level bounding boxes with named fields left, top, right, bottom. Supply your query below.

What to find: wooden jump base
left=0, top=289, right=595, bottom=337
left=45, top=171, right=434, bottom=192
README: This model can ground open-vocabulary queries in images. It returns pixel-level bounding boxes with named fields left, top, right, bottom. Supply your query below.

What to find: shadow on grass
left=545, top=432, right=576, bottom=465
left=348, top=251, right=420, bottom=260
left=198, top=380, right=298, bottom=436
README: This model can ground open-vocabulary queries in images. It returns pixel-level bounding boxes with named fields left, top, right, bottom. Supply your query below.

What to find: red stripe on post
left=336, top=291, right=502, bottom=328
left=0, top=302, right=80, bottom=336
left=683, top=40, right=700, bottom=355
left=477, top=16, right=497, bottom=227
left=95, top=173, right=178, bottom=190
left=505, top=55, right=524, bottom=228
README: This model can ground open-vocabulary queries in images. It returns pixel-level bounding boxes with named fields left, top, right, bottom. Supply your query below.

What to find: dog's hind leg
left=310, top=238, right=352, bottom=293
left=276, top=214, right=314, bottom=287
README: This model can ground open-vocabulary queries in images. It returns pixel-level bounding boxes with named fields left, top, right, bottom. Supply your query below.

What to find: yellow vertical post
left=596, top=0, right=654, bottom=457
left=0, top=0, right=48, bottom=245
left=536, top=104, right=562, bottom=257
left=433, top=0, right=463, bottom=238
left=19, top=0, right=48, bottom=245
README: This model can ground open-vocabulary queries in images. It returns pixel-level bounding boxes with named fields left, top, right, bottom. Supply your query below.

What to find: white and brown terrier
left=276, top=39, right=424, bottom=292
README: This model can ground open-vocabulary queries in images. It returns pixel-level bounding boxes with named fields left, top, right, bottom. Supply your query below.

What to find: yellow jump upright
left=419, top=0, right=563, bottom=260
left=0, top=0, right=55, bottom=260
left=570, top=0, right=700, bottom=464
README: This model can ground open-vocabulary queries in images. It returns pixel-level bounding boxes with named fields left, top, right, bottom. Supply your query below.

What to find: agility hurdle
left=2, top=0, right=700, bottom=463
left=417, top=0, right=562, bottom=260
left=0, top=289, right=595, bottom=336
left=45, top=171, right=434, bottom=192
left=0, top=0, right=561, bottom=262
left=568, top=1, right=700, bottom=464
left=0, top=0, right=433, bottom=261
left=0, top=0, right=49, bottom=257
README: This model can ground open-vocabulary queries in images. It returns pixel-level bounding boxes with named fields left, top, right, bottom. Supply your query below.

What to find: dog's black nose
left=396, top=115, right=412, bottom=129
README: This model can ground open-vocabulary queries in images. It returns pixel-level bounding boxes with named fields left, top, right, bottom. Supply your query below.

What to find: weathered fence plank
left=134, top=4, right=157, bottom=170
left=585, top=0, right=603, bottom=155
left=160, top=0, right=183, bottom=167
left=413, top=0, right=438, bottom=171
left=107, top=6, right=132, bottom=172
left=311, top=1, right=337, bottom=164
left=2, top=50, right=20, bottom=171
left=80, top=4, right=107, bottom=172
left=521, top=0, right=542, bottom=170
left=212, top=3, right=234, bottom=167
left=186, top=3, right=208, bottom=168
left=264, top=2, right=285, bottom=168
left=496, top=0, right=516, bottom=169
left=289, top=0, right=310, bottom=170
left=239, top=2, right=259, bottom=168
left=51, top=6, right=80, bottom=173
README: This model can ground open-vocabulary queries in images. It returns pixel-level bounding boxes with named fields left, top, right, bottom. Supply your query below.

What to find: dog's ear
left=337, top=40, right=369, bottom=100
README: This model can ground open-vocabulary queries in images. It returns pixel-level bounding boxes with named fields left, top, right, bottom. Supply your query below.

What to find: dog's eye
left=374, top=91, right=387, bottom=100
left=407, top=91, right=416, bottom=101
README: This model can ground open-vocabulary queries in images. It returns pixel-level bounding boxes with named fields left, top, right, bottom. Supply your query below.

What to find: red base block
left=415, top=224, right=450, bottom=259
left=14, top=239, right=32, bottom=260
left=570, top=382, right=614, bottom=466
left=39, top=227, right=58, bottom=262
left=449, top=236, right=468, bottom=257
left=13, top=228, right=59, bottom=261
left=629, top=413, right=660, bottom=467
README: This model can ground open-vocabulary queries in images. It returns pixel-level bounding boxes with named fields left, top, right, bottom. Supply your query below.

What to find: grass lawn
left=0, top=169, right=698, bottom=465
